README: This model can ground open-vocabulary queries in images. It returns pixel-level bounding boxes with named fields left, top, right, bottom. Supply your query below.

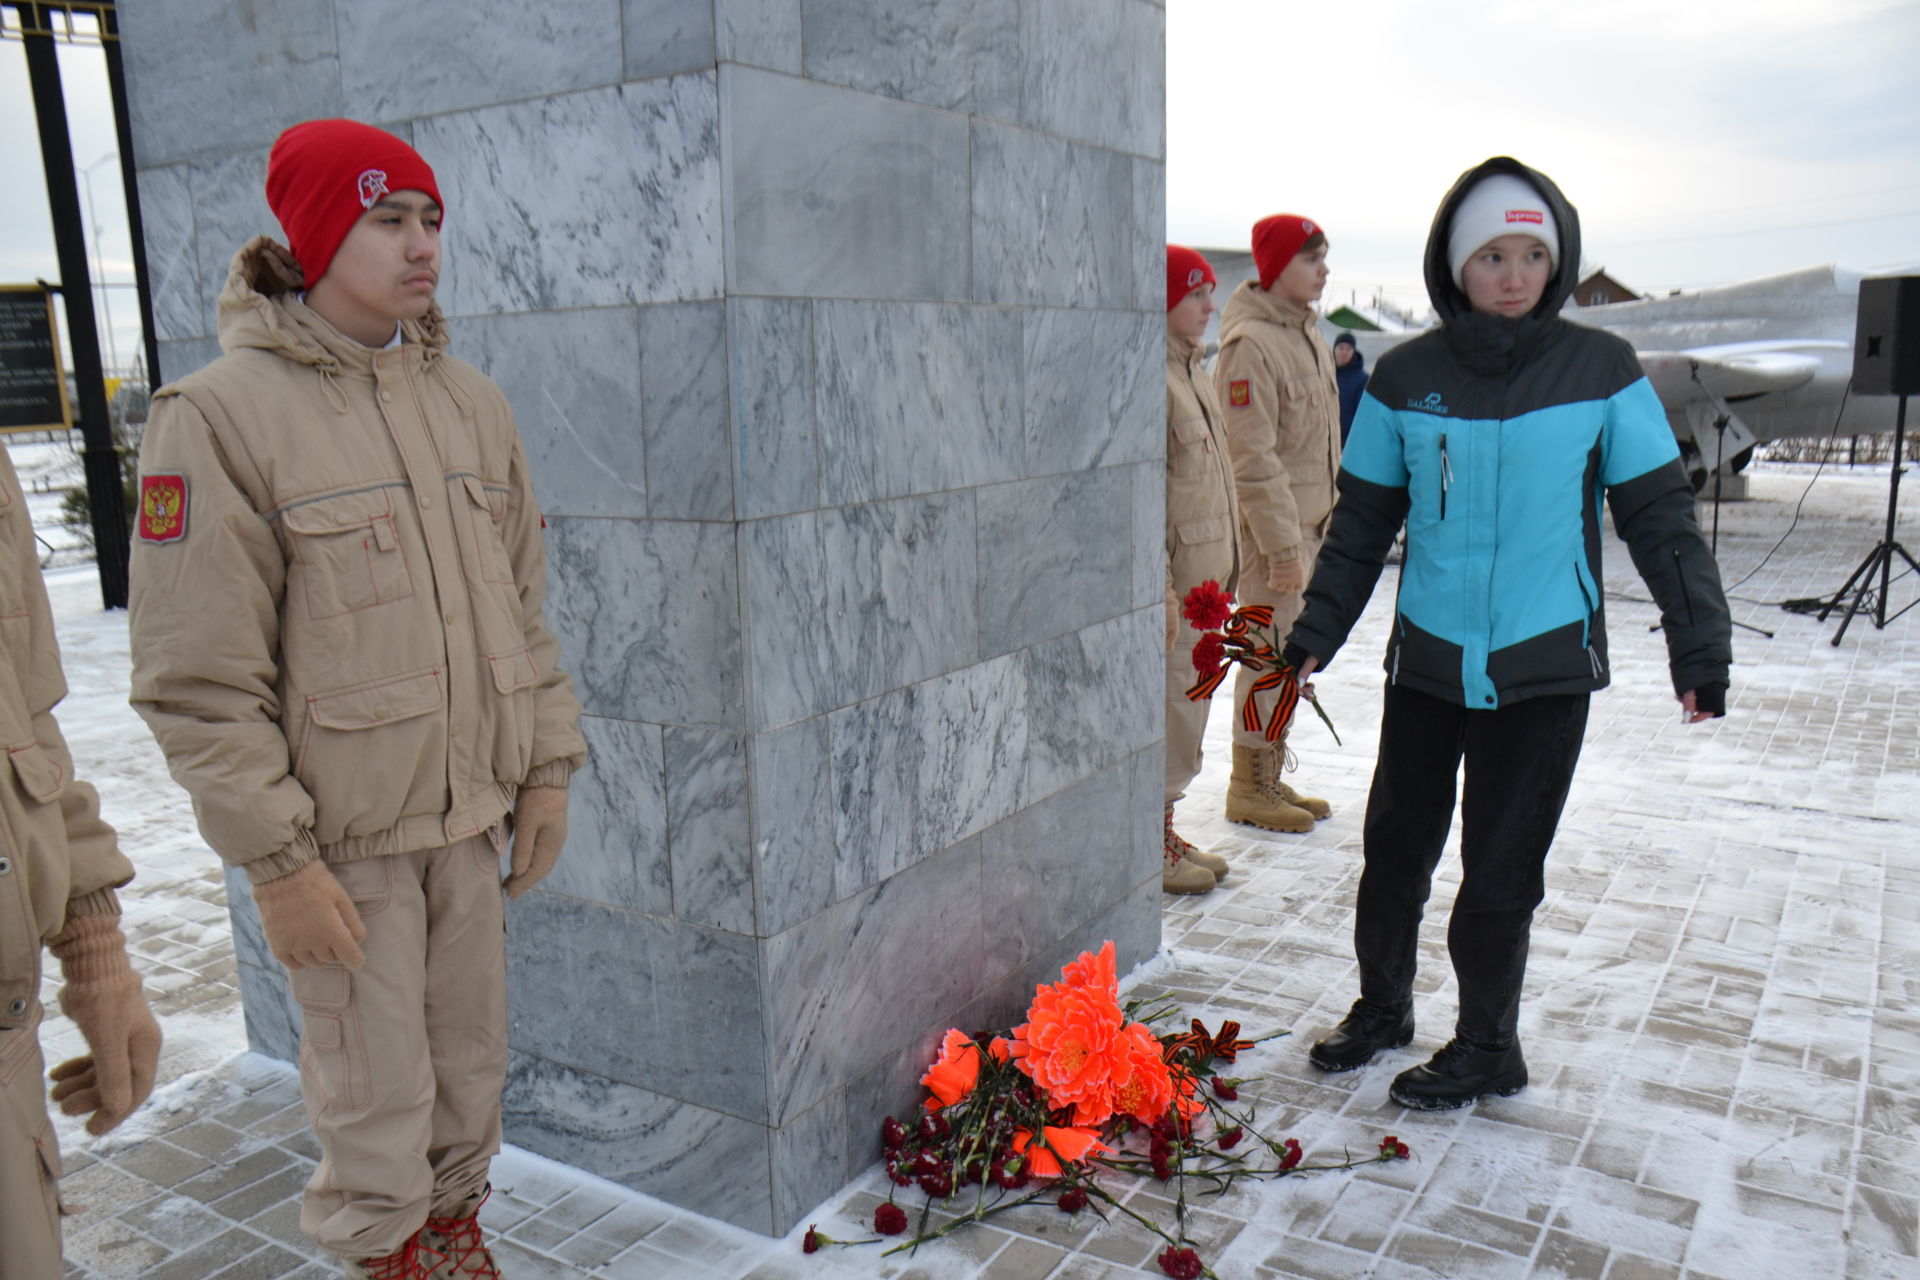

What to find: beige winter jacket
left=129, top=238, right=586, bottom=886
left=0, top=449, right=129, bottom=1029
left=1165, top=334, right=1241, bottom=638
left=1213, top=282, right=1341, bottom=564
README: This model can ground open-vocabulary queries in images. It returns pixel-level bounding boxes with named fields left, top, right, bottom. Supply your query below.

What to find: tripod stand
left=1818, top=392, right=1918, bottom=645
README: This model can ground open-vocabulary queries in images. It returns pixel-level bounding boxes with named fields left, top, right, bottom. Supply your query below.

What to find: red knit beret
left=1251, top=214, right=1321, bottom=291
left=266, top=119, right=443, bottom=286
left=1166, top=245, right=1216, bottom=312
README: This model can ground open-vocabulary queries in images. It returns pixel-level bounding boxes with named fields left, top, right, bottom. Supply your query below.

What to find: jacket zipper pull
left=1672, top=547, right=1697, bottom=625
left=1439, top=434, right=1452, bottom=520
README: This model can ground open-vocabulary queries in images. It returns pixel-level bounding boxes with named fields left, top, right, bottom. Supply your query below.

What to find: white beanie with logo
left=1447, top=173, right=1559, bottom=286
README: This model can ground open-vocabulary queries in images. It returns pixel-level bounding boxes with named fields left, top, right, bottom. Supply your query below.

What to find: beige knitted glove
left=253, top=861, right=366, bottom=971
left=503, top=786, right=569, bottom=899
left=46, top=915, right=163, bottom=1136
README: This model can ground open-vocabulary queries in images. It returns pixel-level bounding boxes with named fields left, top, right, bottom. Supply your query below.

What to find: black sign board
left=0, top=285, right=74, bottom=433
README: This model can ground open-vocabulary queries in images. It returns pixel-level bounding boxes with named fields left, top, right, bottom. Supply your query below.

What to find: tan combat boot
left=1166, top=804, right=1230, bottom=879
left=1269, top=751, right=1331, bottom=820
left=1225, top=745, right=1314, bottom=833
left=343, top=1239, right=429, bottom=1280
left=1162, top=817, right=1217, bottom=894
left=418, top=1189, right=501, bottom=1279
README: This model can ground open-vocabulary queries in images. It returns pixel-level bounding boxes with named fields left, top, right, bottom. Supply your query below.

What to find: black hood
left=1422, top=156, right=1582, bottom=375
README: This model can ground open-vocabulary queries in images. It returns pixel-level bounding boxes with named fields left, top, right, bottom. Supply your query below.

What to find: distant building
left=1573, top=269, right=1640, bottom=307
left=1323, top=304, right=1382, bottom=332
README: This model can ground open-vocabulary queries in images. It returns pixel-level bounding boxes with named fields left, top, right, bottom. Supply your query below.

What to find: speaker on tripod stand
left=1818, top=275, right=1920, bottom=644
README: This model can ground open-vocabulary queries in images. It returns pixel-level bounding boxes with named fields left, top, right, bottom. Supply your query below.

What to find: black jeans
left=1354, top=682, right=1589, bottom=1043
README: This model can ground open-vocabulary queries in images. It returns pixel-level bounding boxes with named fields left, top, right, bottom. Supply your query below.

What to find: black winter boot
left=1307, top=999, right=1415, bottom=1073
left=1388, top=1036, right=1527, bottom=1110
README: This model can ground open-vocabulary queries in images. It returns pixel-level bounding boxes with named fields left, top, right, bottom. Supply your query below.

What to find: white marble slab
left=338, top=0, right=622, bottom=122
left=639, top=301, right=733, bottom=520
left=663, top=727, right=754, bottom=934
left=1023, top=308, right=1163, bottom=476
left=156, top=338, right=223, bottom=387
left=1130, top=458, right=1166, bottom=609
left=456, top=308, right=648, bottom=520
left=621, top=0, right=717, bottom=81
left=1132, top=155, right=1168, bottom=314
left=971, top=120, right=1135, bottom=309
left=417, top=77, right=723, bottom=316
left=749, top=716, right=836, bottom=937
left=724, top=67, right=970, bottom=300
left=975, top=466, right=1138, bottom=656
left=728, top=297, right=817, bottom=520
left=714, top=0, right=802, bottom=72
left=119, top=0, right=343, bottom=167
left=1020, top=0, right=1164, bottom=157
left=814, top=300, right=1023, bottom=505
left=538, top=714, right=670, bottom=915
left=801, top=0, right=1020, bottom=117
left=137, top=165, right=204, bottom=343
left=1020, top=606, right=1164, bottom=805
left=188, top=148, right=272, bottom=326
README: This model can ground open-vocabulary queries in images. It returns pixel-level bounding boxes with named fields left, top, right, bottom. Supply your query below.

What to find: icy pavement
left=30, top=460, right=1920, bottom=1279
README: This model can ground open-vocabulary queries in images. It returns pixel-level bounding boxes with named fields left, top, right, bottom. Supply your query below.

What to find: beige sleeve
left=498, top=432, right=587, bottom=789
left=1215, top=339, right=1302, bottom=562
left=128, top=391, right=320, bottom=882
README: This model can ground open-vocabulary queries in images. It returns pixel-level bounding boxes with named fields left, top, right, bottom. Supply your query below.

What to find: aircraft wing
left=1636, top=346, right=1823, bottom=405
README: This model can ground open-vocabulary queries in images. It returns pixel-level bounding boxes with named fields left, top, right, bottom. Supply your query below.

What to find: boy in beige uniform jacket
left=129, top=121, right=585, bottom=1280
left=2, top=450, right=161, bottom=1279
left=1163, top=246, right=1242, bottom=895
left=1214, top=215, right=1340, bottom=834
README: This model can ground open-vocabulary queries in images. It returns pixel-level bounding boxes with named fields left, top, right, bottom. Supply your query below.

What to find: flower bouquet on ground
left=802, top=943, right=1408, bottom=1279
left=1181, top=579, right=1339, bottom=746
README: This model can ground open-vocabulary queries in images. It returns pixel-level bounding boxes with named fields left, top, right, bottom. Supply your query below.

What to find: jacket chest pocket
left=458, top=476, right=517, bottom=587
left=282, top=489, right=416, bottom=620
left=1168, top=413, right=1216, bottom=476
left=1282, top=374, right=1328, bottom=413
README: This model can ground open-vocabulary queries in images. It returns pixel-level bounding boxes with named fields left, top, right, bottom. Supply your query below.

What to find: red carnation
left=1057, top=1186, right=1088, bottom=1213
left=1211, top=1078, right=1238, bottom=1102
left=1158, top=1245, right=1205, bottom=1279
left=874, top=1202, right=908, bottom=1236
left=1182, top=581, right=1233, bottom=632
left=1191, top=632, right=1227, bottom=675
left=802, top=1225, right=821, bottom=1254
left=1217, top=1126, right=1242, bottom=1151
left=1279, top=1137, right=1303, bottom=1171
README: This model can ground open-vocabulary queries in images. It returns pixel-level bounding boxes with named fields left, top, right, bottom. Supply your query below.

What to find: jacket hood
left=216, top=235, right=450, bottom=370
left=1421, top=157, right=1581, bottom=374
left=1217, top=279, right=1313, bottom=347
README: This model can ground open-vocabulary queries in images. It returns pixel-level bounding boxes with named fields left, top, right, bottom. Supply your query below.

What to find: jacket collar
left=216, top=236, right=450, bottom=375
left=1218, top=279, right=1315, bottom=345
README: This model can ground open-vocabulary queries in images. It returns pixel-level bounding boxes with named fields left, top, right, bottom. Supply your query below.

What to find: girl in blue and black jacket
left=1282, top=156, right=1732, bottom=1112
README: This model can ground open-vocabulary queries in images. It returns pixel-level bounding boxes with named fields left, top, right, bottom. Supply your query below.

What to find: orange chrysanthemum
left=1010, top=1125, right=1108, bottom=1179
left=1009, top=943, right=1129, bottom=1124
left=988, top=1036, right=1012, bottom=1063
left=1108, top=1021, right=1177, bottom=1125
left=921, top=1029, right=981, bottom=1112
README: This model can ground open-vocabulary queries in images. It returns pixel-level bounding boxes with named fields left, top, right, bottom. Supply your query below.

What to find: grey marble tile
left=189, top=148, right=273, bottom=327
left=975, top=467, right=1136, bottom=656
left=814, top=301, right=1024, bottom=506
left=724, top=67, right=970, bottom=301
left=544, top=516, right=743, bottom=728
left=748, top=716, right=835, bottom=937
left=971, top=120, right=1133, bottom=309
left=1020, top=606, right=1163, bottom=804
left=418, top=77, right=722, bottom=316
left=538, top=714, right=669, bottom=915
left=830, top=655, right=1027, bottom=898
left=137, top=165, right=203, bottom=342
left=622, top=0, right=718, bottom=81
left=1023, top=308, right=1163, bottom=476
left=339, top=0, right=621, bottom=121
left=1019, top=0, right=1164, bottom=158
left=502, top=1051, right=774, bottom=1235
left=119, top=0, right=342, bottom=167
left=663, top=727, right=754, bottom=933
left=763, top=836, right=986, bottom=1124
left=1132, top=155, right=1168, bottom=314
left=155, top=337, right=223, bottom=387
left=235, top=960, right=300, bottom=1065
left=740, top=511, right=832, bottom=730
left=456, top=308, right=647, bottom=520
left=820, top=494, right=980, bottom=708
left=1126, top=742, right=1163, bottom=890
left=1000, top=877, right=1161, bottom=1019
left=638, top=300, right=733, bottom=520
left=801, top=0, right=1019, bottom=117
left=714, top=0, right=802, bottom=72
left=728, top=297, right=815, bottom=520
left=840, top=1031, right=946, bottom=1175
left=506, top=894, right=768, bottom=1122
left=769, top=1089, right=848, bottom=1233
left=1130, top=458, right=1165, bottom=609
left=979, top=757, right=1144, bottom=978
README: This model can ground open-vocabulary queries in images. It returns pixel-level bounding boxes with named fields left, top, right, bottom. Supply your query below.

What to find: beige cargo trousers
left=1, top=1002, right=65, bottom=1279
left=1232, top=535, right=1323, bottom=750
left=291, top=831, right=506, bottom=1261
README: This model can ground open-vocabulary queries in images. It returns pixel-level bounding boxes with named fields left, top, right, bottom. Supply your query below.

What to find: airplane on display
left=1343, top=264, right=1917, bottom=492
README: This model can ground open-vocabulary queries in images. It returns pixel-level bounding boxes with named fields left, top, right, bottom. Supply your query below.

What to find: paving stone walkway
left=37, top=463, right=1920, bottom=1278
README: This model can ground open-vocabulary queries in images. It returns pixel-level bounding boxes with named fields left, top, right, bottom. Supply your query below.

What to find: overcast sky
left=4, top=0, right=1918, bottom=367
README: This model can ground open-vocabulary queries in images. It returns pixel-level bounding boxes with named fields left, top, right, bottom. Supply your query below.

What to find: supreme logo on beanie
left=1446, top=172, right=1558, bottom=287
left=1252, top=214, right=1319, bottom=291
left=266, top=119, right=443, bottom=286
left=1166, top=244, right=1216, bottom=312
